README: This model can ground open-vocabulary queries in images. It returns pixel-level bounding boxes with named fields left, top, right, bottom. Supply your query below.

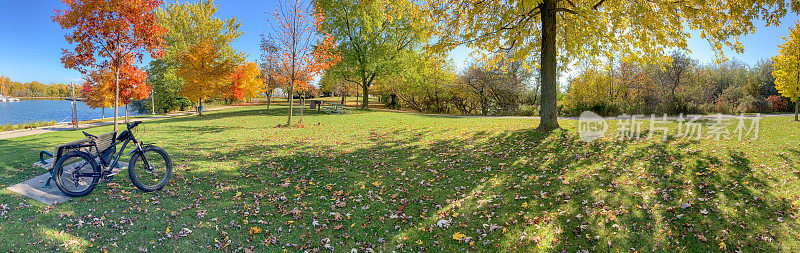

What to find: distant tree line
left=316, top=50, right=790, bottom=118
left=318, top=52, right=540, bottom=116
left=0, top=75, right=76, bottom=98
left=562, top=51, right=786, bottom=116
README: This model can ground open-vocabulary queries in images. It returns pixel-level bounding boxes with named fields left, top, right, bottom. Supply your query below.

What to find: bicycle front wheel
left=54, top=151, right=100, bottom=197
left=128, top=145, right=172, bottom=192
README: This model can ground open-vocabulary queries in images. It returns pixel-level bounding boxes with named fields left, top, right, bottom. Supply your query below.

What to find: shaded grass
left=0, top=106, right=799, bottom=252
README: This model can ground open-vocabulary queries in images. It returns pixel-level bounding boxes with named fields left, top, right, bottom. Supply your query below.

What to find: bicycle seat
left=126, top=121, right=142, bottom=130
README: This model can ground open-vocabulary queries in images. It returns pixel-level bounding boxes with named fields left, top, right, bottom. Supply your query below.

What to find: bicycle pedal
left=102, top=171, right=117, bottom=180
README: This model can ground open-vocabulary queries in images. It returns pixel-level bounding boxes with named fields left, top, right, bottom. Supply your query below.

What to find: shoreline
left=0, top=99, right=143, bottom=126
left=0, top=105, right=233, bottom=140
left=0, top=121, right=59, bottom=132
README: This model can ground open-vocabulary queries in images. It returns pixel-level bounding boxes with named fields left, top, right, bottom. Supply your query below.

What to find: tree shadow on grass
left=2, top=116, right=797, bottom=252
left=200, top=128, right=797, bottom=252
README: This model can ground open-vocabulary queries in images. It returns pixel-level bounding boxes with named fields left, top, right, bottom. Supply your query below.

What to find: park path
left=0, top=106, right=233, bottom=141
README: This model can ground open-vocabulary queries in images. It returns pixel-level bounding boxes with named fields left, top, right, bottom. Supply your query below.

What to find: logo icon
left=578, top=111, right=607, bottom=142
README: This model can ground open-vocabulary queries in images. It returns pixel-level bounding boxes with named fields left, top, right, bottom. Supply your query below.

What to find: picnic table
left=322, top=102, right=352, bottom=115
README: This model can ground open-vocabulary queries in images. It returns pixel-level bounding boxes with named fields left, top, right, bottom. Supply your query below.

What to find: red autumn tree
left=266, top=0, right=341, bottom=126
left=82, top=58, right=151, bottom=118
left=225, top=62, right=263, bottom=104
left=54, top=0, right=165, bottom=131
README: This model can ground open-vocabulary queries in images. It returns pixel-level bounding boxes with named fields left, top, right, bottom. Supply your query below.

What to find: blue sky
left=0, top=0, right=797, bottom=84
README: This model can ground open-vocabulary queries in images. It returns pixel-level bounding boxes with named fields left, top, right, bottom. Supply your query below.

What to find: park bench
left=33, top=131, right=117, bottom=189
left=322, top=102, right=352, bottom=115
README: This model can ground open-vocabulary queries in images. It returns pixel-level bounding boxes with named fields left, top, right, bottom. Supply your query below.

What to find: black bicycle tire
left=53, top=151, right=100, bottom=197
left=128, top=145, right=172, bottom=192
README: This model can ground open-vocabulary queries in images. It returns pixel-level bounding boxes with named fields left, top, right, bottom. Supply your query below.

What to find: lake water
left=0, top=100, right=140, bottom=125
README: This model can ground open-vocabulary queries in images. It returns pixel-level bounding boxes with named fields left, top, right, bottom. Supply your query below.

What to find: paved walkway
left=0, top=106, right=233, bottom=140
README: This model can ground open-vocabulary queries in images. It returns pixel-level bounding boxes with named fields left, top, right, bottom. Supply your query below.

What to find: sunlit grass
left=0, top=106, right=799, bottom=251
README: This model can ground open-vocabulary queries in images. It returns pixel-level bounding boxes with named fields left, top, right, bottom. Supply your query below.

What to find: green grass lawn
left=1, top=106, right=800, bottom=252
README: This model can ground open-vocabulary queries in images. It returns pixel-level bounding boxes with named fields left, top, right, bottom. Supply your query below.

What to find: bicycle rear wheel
left=53, top=151, right=100, bottom=197
left=128, top=145, right=172, bottom=192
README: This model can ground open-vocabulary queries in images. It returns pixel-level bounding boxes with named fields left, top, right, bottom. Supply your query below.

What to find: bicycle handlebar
left=82, top=131, right=97, bottom=139
left=127, top=121, right=142, bottom=130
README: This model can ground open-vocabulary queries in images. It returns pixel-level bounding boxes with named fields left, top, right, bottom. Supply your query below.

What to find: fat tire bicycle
left=53, top=121, right=172, bottom=197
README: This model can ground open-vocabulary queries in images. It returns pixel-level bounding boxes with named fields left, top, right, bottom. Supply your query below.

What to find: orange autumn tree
left=176, top=41, right=237, bottom=114
left=82, top=59, right=151, bottom=118
left=54, top=0, right=166, bottom=131
left=267, top=0, right=341, bottom=126
left=226, top=62, right=263, bottom=104
left=82, top=76, right=114, bottom=118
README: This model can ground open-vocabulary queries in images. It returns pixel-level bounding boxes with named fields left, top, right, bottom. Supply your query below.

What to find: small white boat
left=0, top=95, right=19, bottom=102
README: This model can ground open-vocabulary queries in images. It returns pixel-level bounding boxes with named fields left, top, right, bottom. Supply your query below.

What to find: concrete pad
left=7, top=173, right=71, bottom=205
left=32, top=158, right=55, bottom=170
left=7, top=161, right=127, bottom=205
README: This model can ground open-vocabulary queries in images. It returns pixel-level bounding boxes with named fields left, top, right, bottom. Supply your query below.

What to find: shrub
left=714, top=98, right=733, bottom=114
left=517, top=105, right=538, bottom=116
left=766, top=95, right=790, bottom=112
left=562, top=100, right=619, bottom=117
left=736, top=95, right=757, bottom=113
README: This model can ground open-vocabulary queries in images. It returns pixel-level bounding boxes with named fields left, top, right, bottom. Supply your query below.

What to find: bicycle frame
left=74, top=130, right=145, bottom=178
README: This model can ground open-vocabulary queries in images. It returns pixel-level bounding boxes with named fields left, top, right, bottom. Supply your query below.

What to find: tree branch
left=556, top=8, right=578, bottom=15
left=592, top=0, right=607, bottom=10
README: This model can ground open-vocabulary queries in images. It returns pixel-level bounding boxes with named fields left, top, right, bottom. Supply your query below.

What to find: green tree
left=772, top=22, right=800, bottom=121
left=428, top=0, right=797, bottom=130
left=319, top=68, right=357, bottom=105
left=316, top=0, right=429, bottom=109
left=157, top=0, right=243, bottom=64
left=132, top=59, right=192, bottom=114
left=154, top=0, right=244, bottom=114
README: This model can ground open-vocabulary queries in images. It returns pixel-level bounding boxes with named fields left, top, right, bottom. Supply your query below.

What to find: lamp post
left=70, top=83, right=78, bottom=129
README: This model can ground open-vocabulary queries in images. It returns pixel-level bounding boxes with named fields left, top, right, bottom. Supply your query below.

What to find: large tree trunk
left=537, top=0, right=560, bottom=131
left=341, top=92, right=345, bottom=105
left=361, top=84, right=369, bottom=109
left=795, top=99, right=798, bottom=122
left=113, top=62, right=120, bottom=132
